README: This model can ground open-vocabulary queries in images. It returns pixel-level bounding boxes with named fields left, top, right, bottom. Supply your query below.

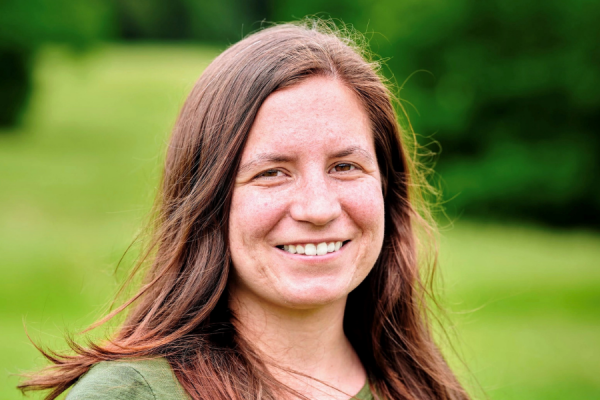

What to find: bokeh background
left=1, top=1, right=599, bottom=399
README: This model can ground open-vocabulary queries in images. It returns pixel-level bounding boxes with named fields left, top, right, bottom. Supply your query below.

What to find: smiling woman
left=19, top=21, right=469, bottom=400
left=229, top=77, right=385, bottom=312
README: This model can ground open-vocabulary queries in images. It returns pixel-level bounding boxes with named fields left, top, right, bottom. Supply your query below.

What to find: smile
left=276, top=241, right=350, bottom=256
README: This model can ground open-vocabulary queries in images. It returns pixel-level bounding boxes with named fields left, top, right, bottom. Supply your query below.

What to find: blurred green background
left=1, top=1, right=599, bottom=399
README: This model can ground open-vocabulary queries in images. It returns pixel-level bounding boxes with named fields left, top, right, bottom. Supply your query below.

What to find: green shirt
left=67, top=358, right=374, bottom=400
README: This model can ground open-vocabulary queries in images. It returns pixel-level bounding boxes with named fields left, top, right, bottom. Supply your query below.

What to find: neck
left=229, top=286, right=367, bottom=400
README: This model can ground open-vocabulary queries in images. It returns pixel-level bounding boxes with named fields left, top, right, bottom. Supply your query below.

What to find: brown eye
left=333, top=163, right=356, bottom=172
left=257, top=169, right=282, bottom=178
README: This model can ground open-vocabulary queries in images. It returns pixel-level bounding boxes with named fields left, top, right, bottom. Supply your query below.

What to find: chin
left=276, top=280, right=353, bottom=309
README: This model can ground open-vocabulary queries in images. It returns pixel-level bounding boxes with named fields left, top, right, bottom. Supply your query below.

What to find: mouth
left=275, top=240, right=351, bottom=256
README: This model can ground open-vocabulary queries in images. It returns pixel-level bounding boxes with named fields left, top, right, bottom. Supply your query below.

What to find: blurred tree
left=0, top=0, right=112, bottom=128
left=114, top=0, right=269, bottom=43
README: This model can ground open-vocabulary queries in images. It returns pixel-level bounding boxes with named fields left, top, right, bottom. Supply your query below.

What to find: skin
left=228, top=76, right=385, bottom=399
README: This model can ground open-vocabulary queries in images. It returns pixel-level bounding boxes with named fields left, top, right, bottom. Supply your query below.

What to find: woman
left=20, top=21, right=469, bottom=400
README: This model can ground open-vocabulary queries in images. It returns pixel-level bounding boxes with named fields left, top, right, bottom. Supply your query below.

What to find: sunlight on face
left=228, top=76, right=385, bottom=311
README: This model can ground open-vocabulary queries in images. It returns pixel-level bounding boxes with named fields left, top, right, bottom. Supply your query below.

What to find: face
left=228, top=76, right=385, bottom=311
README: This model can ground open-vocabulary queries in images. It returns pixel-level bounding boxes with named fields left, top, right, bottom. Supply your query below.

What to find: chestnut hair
left=20, top=21, right=469, bottom=400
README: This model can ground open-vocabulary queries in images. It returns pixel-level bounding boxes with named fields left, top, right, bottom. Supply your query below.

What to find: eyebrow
left=331, top=146, right=376, bottom=164
left=237, top=153, right=294, bottom=176
left=237, top=145, right=376, bottom=176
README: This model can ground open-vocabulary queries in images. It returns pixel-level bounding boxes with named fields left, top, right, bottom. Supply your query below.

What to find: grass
left=439, top=223, right=600, bottom=399
left=1, top=43, right=599, bottom=399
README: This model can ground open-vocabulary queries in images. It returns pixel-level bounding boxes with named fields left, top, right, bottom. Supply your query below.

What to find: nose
left=289, top=174, right=342, bottom=226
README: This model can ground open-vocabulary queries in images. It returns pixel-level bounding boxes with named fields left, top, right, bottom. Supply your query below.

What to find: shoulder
left=67, top=358, right=189, bottom=400
left=355, top=380, right=375, bottom=400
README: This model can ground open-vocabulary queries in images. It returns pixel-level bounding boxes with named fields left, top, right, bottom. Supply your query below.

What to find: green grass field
left=1, top=44, right=599, bottom=399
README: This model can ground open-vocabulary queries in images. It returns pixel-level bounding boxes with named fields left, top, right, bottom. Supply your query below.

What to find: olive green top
left=66, top=358, right=374, bottom=400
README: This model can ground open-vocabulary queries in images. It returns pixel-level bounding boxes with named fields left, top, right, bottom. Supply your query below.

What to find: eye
left=256, top=169, right=284, bottom=179
left=331, top=163, right=357, bottom=172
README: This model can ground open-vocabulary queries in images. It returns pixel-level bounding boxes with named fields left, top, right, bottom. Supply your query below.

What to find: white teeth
left=305, top=243, right=317, bottom=256
left=316, top=242, right=328, bottom=256
left=280, top=241, right=346, bottom=256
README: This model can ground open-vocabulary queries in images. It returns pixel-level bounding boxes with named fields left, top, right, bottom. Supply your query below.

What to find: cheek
left=340, top=179, right=385, bottom=237
left=229, top=187, right=289, bottom=243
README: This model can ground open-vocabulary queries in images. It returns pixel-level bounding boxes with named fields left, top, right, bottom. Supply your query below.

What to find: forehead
left=242, top=76, right=374, bottom=159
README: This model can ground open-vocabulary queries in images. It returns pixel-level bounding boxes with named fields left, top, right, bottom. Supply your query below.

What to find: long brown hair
left=20, top=20, right=469, bottom=400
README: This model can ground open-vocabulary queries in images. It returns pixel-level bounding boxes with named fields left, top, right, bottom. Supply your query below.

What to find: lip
left=275, top=238, right=350, bottom=247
